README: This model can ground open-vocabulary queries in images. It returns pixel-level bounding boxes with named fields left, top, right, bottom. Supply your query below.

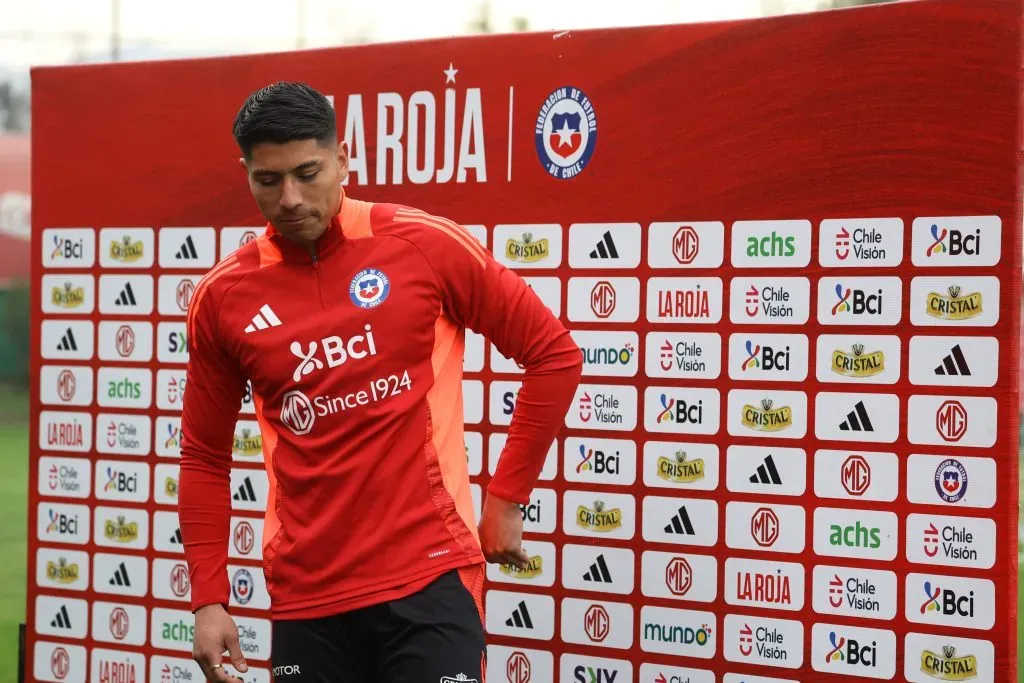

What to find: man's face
left=242, top=139, right=348, bottom=245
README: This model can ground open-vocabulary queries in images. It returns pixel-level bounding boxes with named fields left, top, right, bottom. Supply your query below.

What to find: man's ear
left=239, top=156, right=248, bottom=172
left=337, top=141, right=350, bottom=182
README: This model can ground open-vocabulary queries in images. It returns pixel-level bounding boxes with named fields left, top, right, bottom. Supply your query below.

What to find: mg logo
left=281, top=390, right=316, bottom=436
left=115, top=325, right=135, bottom=357
left=234, top=521, right=255, bottom=555
left=584, top=604, right=610, bottom=642
left=170, top=563, right=190, bottom=598
left=176, top=278, right=196, bottom=312
left=56, top=370, right=76, bottom=402
left=109, top=607, right=130, bottom=641
left=665, top=556, right=693, bottom=596
left=841, top=455, right=871, bottom=496
left=673, top=226, right=699, bottom=264
left=240, top=230, right=257, bottom=247
left=751, top=507, right=779, bottom=547
left=936, top=400, right=967, bottom=442
left=51, top=647, right=70, bottom=680
left=590, top=281, right=616, bottom=318
left=506, top=651, right=531, bottom=683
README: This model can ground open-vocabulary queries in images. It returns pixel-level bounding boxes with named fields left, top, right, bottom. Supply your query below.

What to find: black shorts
left=270, top=566, right=487, bottom=682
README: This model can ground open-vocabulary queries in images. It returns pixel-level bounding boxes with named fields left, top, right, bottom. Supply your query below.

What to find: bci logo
left=576, top=444, right=620, bottom=475
left=741, top=340, right=790, bottom=372
left=832, top=284, right=883, bottom=316
left=656, top=395, right=704, bottom=425
left=920, top=580, right=974, bottom=618
left=926, top=224, right=982, bottom=257
left=104, top=467, right=138, bottom=494
left=46, top=510, right=79, bottom=536
left=824, top=631, right=877, bottom=668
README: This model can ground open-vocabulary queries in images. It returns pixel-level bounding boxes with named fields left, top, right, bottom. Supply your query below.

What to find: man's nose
left=279, top=176, right=303, bottom=211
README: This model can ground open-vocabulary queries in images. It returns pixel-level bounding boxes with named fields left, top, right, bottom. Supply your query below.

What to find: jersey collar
left=263, top=186, right=347, bottom=262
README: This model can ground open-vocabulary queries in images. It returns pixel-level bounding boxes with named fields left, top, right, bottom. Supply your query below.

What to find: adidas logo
left=169, top=528, right=182, bottom=545
left=244, top=304, right=282, bottom=333
left=583, top=554, right=613, bottom=583
left=749, top=454, right=782, bottom=485
left=115, top=283, right=137, bottom=307
left=175, top=236, right=199, bottom=260
left=935, top=344, right=971, bottom=376
left=589, top=231, right=620, bottom=259
left=504, top=601, right=534, bottom=629
left=664, top=506, right=695, bottom=535
left=839, top=401, right=874, bottom=432
left=233, top=477, right=257, bottom=502
left=56, top=328, right=78, bottom=352
left=51, top=605, right=71, bottom=629
left=109, top=562, right=131, bottom=587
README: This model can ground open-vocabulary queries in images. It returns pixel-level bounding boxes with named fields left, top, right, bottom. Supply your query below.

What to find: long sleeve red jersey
left=178, top=191, right=582, bottom=619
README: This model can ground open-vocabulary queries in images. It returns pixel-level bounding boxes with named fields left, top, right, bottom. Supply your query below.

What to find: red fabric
left=178, top=193, right=581, bottom=618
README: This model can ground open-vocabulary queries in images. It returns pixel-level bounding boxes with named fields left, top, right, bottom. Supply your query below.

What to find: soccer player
left=178, top=81, right=582, bottom=682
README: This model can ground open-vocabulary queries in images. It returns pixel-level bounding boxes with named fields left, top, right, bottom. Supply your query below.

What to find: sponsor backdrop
left=27, top=0, right=1020, bottom=680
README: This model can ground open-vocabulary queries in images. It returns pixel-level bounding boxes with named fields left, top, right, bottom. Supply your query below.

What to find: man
left=179, top=81, right=582, bottom=682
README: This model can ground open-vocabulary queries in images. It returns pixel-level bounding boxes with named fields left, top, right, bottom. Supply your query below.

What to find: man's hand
left=479, top=492, right=531, bottom=569
left=193, top=603, right=248, bottom=683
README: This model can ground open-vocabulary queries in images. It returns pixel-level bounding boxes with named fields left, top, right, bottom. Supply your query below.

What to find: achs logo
left=927, top=285, right=982, bottom=321
left=832, top=343, right=884, bottom=377
left=104, top=515, right=139, bottom=543
left=741, top=398, right=792, bottom=432
left=506, top=232, right=550, bottom=263
left=659, top=339, right=706, bottom=373
left=232, top=428, right=262, bottom=457
left=232, top=568, right=253, bottom=605
left=349, top=268, right=391, bottom=308
left=51, top=281, right=86, bottom=309
left=499, top=555, right=543, bottom=579
left=657, top=450, right=705, bottom=484
left=746, top=230, right=796, bottom=258
left=927, top=224, right=981, bottom=257
left=289, top=325, right=378, bottom=382
left=832, top=284, right=883, bottom=316
left=576, top=499, right=622, bottom=532
left=535, top=85, right=598, bottom=179
left=109, top=235, right=145, bottom=262
left=935, top=458, right=967, bottom=503
left=45, top=557, right=80, bottom=584
left=921, top=646, right=977, bottom=680
left=656, top=394, right=704, bottom=425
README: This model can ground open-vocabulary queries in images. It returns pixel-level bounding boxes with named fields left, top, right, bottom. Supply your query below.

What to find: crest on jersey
left=349, top=268, right=391, bottom=309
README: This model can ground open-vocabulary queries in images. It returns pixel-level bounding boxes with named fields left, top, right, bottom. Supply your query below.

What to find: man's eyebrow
left=252, top=160, right=322, bottom=176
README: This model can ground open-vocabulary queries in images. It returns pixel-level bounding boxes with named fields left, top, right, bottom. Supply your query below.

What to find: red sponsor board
left=27, top=0, right=1020, bottom=679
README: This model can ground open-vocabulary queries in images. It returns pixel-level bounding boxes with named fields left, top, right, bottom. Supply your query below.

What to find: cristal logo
left=832, top=343, right=884, bottom=377
left=921, top=646, right=977, bottom=679
left=576, top=500, right=622, bottom=532
left=927, top=224, right=981, bottom=257
left=741, top=398, right=792, bottom=432
left=657, top=450, right=704, bottom=484
left=289, top=324, right=377, bottom=383
left=281, top=390, right=316, bottom=436
left=926, top=285, right=982, bottom=321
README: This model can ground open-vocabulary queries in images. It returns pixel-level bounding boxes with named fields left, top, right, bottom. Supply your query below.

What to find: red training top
left=178, top=191, right=582, bottom=619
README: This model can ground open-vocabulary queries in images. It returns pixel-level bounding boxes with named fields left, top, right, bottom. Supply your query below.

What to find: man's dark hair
left=232, top=81, right=337, bottom=159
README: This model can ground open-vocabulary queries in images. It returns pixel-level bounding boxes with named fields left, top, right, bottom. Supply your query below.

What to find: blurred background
left=6, top=0, right=1015, bottom=676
